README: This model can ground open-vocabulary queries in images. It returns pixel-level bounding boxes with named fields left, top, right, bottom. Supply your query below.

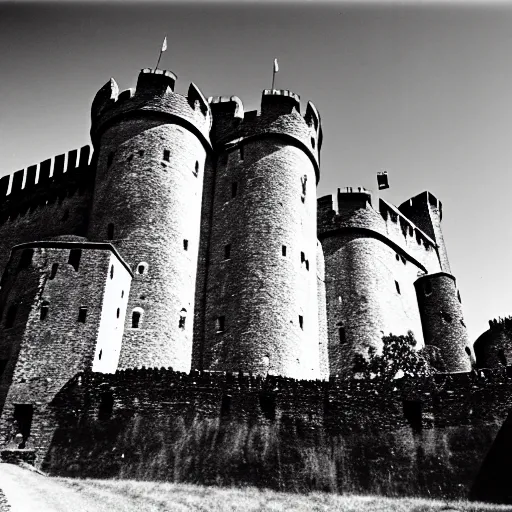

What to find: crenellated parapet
left=317, top=188, right=439, bottom=273
left=209, top=89, right=322, bottom=182
left=90, top=69, right=212, bottom=151
left=0, top=146, right=92, bottom=223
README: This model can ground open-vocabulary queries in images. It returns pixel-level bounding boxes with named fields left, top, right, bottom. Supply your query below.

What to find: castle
left=0, top=67, right=508, bottom=502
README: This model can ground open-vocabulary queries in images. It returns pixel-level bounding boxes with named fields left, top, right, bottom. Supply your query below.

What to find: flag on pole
left=162, top=36, right=167, bottom=52
left=273, top=58, right=279, bottom=73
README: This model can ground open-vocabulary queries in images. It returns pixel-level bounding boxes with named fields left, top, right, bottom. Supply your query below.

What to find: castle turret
left=399, top=191, right=450, bottom=273
left=318, top=188, right=429, bottom=377
left=414, top=272, right=472, bottom=372
left=192, top=90, right=324, bottom=379
left=88, top=68, right=212, bottom=371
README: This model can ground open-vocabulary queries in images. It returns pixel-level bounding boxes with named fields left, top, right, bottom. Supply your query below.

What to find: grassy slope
left=55, top=478, right=512, bottom=512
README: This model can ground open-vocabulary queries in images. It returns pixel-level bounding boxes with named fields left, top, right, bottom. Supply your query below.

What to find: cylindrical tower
left=88, top=68, right=212, bottom=371
left=414, top=272, right=472, bottom=372
left=193, top=91, right=323, bottom=379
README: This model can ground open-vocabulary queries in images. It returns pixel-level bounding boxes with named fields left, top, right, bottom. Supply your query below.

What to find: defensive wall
left=0, top=146, right=93, bottom=281
left=474, top=316, right=512, bottom=369
left=22, top=366, right=512, bottom=503
left=193, top=91, right=326, bottom=379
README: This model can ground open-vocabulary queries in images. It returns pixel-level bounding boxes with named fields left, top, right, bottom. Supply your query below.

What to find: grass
left=55, top=478, right=512, bottom=512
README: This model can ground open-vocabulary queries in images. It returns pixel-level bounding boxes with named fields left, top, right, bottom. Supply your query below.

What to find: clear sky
left=0, top=0, right=510, bottom=344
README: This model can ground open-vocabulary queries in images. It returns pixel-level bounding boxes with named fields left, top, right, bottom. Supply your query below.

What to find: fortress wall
left=88, top=117, right=207, bottom=372
left=322, top=232, right=425, bottom=377
left=40, top=368, right=512, bottom=500
left=317, top=241, right=329, bottom=380
left=0, top=147, right=93, bottom=279
left=0, top=244, right=131, bottom=458
left=199, top=139, right=320, bottom=379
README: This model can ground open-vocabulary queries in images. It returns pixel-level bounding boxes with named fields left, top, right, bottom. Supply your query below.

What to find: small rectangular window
left=232, top=182, right=238, bottom=198
left=78, top=306, right=87, bottom=323
left=216, top=316, right=225, bottom=333
left=224, top=244, right=231, bottom=260
left=299, top=315, right=304, bottom=330
left=395, top=281, right=401, bottom=294
left=183, top=240, right=189, bottom=251
left=18, top=249, right=33, bottom=271
left=282, top=245, right=287, bottom=257
left=163, top=149, right=170, bottom=162
left=68, top=249, right=82, bottom=271
left=239, top=145, right=244, bottom=161
left=301, top=251, right=305, bottom=263
left=305, top=260, right=309, bottom=271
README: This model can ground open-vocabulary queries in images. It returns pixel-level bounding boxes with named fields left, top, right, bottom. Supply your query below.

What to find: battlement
left=90, top=69, right=212, bottom=150
left=488, top=316, right=512, bottom=332
left=379, top=199, right=436, bottom=250
left=0, top=145, right=92, bottom=220
left=261, top=89, right=301, bottom=115
left=399, top=191, right=443, bottom=221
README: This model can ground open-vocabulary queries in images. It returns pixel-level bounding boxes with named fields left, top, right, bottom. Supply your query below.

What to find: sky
left=0, top=0, right=511, bottom=343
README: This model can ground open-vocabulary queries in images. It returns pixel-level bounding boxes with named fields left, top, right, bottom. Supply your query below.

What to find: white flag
left=162, top=36, right=167, bottom=52
left=273, top=58, right=279, bottom=73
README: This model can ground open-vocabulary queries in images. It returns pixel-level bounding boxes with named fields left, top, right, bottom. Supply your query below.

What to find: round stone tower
left=88, top=68, right=212, bottom=371
left=414, top=272, right=473, bottom=372
left=193, top=90, right=323, bottom=379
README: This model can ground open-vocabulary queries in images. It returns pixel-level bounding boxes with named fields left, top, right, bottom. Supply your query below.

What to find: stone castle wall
left=37, top=366, right=512, bottom=501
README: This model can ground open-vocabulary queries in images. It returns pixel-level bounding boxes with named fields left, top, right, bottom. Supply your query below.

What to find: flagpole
left=271, top=66, right=276, bottom=91
left=155, top=50, right=163, bottom=71
left=155, top=36, right=167, bottom=71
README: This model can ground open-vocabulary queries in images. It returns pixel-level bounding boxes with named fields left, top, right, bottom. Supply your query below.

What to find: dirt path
left=0, top=464, right=148, bottom=512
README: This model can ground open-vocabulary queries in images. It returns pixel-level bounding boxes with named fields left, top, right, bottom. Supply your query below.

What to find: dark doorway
left=13, top=404, right=33, bottom=448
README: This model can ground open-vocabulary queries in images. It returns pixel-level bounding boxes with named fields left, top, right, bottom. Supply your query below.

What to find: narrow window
left=299, top=315, right=304, bottom=330
left=301, top=175, right=307, bottom=203
left=239, top=144, right=245, bottom=161
left=137, top=262, right=148, bottom=275
left=107, top=223, right=115, bottom=240
left=18, top=249, right=33, bottom=271
left=107, top=152, right=114, bottom=168
left=163, top=149, right=170, bottom=162
left=0, top=359, right=7, bottom=378
left=138, top=150, right=145, bottom=157
left=403, top=400, right=422, bottom=434
left=465, top=347, right=472, bottom=357
left=127, top=154, right=134, bottom=163
left=99, top=349, right=103, bottom=360
left=301, top=251, right=305, bottom=263
left=232, top=182, right=238, bottom=198
left=132, top=309, right=142, bottom=328
left=396, top=254, right=400, bottom=261
left=259, top=391, right=276, bottom=421
left=98, top=392, right=114, bottom=421
left=305, top=260, right=309, bottom=271
left=183, top=240, right=189, bottom=251
left=424, top=281, right=432, bottom=296
left=121, top=290, right=124, bottom=298
left=395, top=281, right=401, bottom=294
left=5, top=304, right=18, bottom=329
left=110, top=265, right=114, bottom=279
left=13, top=404, right=33, bottom=448
left=68, top=249, right=82, bottom=271
left=457, top=290, right=461, bottom=303
left=282, top=245, right=287, bottom=257
left=179, top=308, right=187, bottom=329
left=460, top=319, right=466, bottom=328
left=216, top=316, right=225, bottom=333
left=224, top=244, right=231, bottom=260
left=311, top=137, right=316, bottom=149
left=40, top=301, right=49, bottom=321
left=337, top=322, right=347, bottom=344
left=221, top=394, right=232, bottom=417
left=116, top=308, right=120, bottom=319
left=193, top=161, right=199, bottom=177
left=78, top=306, right=87, bottom=323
